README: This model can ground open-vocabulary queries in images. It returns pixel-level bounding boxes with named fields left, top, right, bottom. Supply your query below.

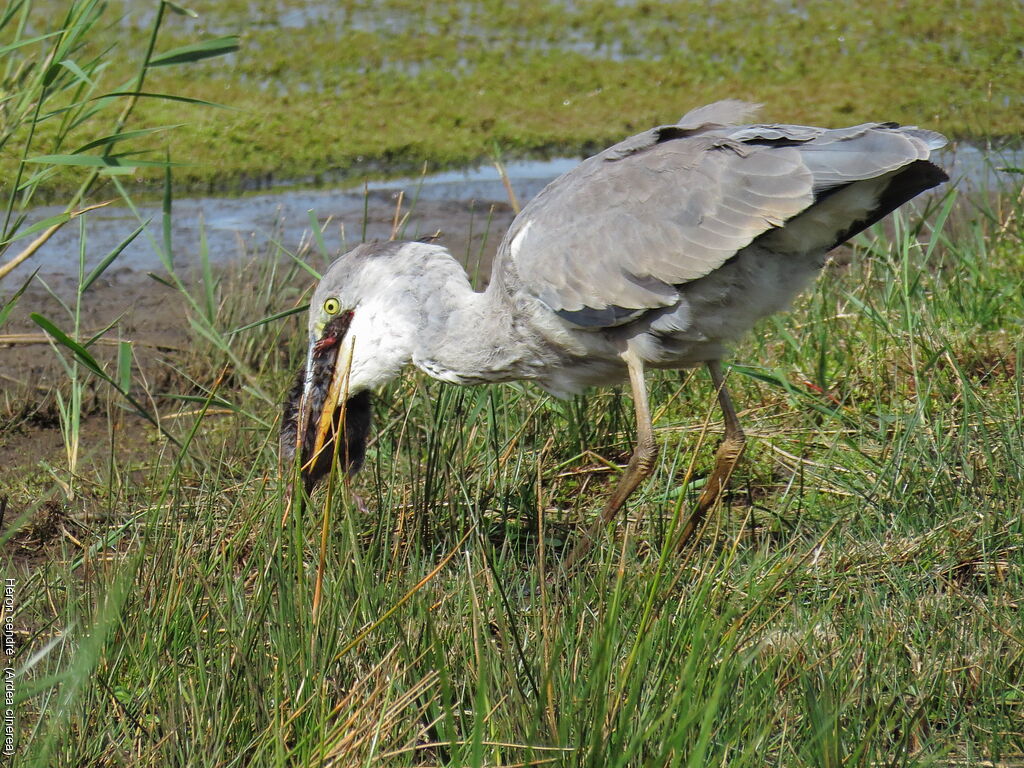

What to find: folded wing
left=491, top=101, right=947, bottom=328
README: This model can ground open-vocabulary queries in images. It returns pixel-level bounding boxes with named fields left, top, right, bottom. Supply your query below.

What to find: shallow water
left=4, top=146, right=1021, bottom=294
left=5, top=158, right=579, bottom=292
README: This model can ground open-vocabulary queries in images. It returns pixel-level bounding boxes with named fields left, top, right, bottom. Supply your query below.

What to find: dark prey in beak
left=280, top=315, right=371, bottom=494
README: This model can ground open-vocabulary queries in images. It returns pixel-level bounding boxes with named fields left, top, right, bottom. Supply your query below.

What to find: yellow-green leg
left=562, top=348, right=658, bottom=572
left=676, top=360, right=746, bottom=551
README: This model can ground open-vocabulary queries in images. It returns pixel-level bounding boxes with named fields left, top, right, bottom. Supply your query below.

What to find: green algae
left=10, top=0, right=1024, bottom=196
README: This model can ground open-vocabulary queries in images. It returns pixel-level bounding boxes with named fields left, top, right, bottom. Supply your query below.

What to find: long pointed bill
left=310, top=334, right=354, bottom=466
left=281, top=310, right=368, bottom=500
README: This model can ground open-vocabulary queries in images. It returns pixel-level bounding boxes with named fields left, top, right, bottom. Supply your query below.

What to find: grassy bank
left=2, top=0, right=1024, bottom=764
left=12, top=0, right=1024, bottom=197
left=2, top=181, right=1023, bottom=764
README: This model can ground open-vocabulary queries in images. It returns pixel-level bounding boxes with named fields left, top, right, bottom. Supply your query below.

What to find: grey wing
left=493, top=108, right=946, bottom=327
left=676, top=99, right=763, bottom=130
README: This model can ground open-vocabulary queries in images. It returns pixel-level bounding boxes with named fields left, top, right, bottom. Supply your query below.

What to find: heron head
left=280, top=242, right=422, bottom=491
left=280, top=301, right=372, bottom=492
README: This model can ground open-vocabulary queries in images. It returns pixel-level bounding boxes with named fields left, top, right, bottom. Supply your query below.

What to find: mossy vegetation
left=13, top=0, right=1024, bottom=195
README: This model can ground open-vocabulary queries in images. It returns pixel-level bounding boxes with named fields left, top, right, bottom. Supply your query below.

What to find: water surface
left=5, top=146, right=1021, bottom=293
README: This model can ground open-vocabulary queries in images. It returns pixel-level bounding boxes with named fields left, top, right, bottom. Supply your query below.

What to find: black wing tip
left=829, top=159, right=949, bottom=249
left=874, top=159, right=949, bottom=213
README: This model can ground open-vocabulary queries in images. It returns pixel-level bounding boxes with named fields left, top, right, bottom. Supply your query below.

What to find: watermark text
left=3, top=577, right=16, bottom=756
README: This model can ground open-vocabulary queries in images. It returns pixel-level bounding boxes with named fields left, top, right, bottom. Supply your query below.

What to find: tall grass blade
left=30, top=312, right=106, bottom=379
left=147, top=35, right=239, bottom=67
left=81, top=219, right=148, bottom=292
left=29, top=558, right=138, bottom=768
left=306, top=209, right=330, bottom=259
left=117, top=340, right=132, bottom=393
left=93, top=90, right=237, bottom=109
left=165, top=2, right=199, bottom=18
left=199, top=217, right=216, bottom=322
left=70, top=125, right=185, bottom=154
left=24, top=153, right=189, bottom=168
left=30, top=312, right=179, bottom=444
left=228, top=304, right=308, bottom=336
left=0, top=268, right=37, bottom=324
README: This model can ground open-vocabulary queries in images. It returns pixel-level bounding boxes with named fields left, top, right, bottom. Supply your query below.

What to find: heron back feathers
left=490, top=104, right=948, bottom=329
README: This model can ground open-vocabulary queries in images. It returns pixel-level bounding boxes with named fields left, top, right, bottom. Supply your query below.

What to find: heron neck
left=411, top=265, right=533, bottom=385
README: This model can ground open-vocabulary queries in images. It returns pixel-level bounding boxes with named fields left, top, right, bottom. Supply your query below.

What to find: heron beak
left=280, top=310, right=372, bottom=494
left=309, top=333, right=353, bottom=466
left=295, top=312, right=355, bottom=473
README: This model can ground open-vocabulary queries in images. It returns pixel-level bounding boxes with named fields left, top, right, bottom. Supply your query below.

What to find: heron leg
left=563, top=349, right=658, bottom=571
left=676, top=360, right=746, bottom=551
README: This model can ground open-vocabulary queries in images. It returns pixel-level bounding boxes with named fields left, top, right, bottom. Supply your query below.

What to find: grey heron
left=281, top=100, right=948, bottom=564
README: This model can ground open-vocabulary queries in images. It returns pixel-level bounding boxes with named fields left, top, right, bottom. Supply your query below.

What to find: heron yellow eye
left=323, top=298, right=341, bottom=315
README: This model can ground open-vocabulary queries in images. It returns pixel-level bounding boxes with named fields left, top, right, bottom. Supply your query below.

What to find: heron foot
left=675, top=430, right=746, bottom=552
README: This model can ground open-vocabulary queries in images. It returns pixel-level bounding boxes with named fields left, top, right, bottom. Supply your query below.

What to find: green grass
left=8, top=0, right=1024, bottom=197
left=2, top=0, right=1023, bottom=764
left=3, top=182, right=1023, bottom=765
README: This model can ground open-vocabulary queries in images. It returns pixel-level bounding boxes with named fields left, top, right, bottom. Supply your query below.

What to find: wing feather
left=492, top=104, right=946, bottom=325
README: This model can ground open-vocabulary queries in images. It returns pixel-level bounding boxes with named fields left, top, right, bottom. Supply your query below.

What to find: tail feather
left=828, top=159, right=949, bottom=248
left=760, top=160, right=948, bottom=254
